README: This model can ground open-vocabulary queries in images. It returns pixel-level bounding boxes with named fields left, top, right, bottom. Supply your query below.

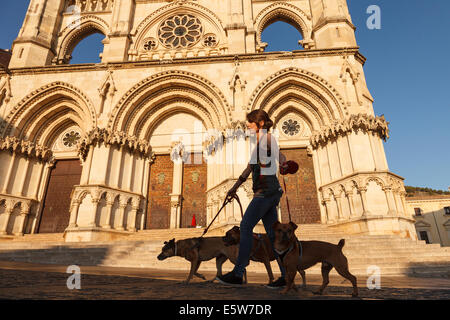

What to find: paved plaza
left=0, top=261, right=449, bottom=300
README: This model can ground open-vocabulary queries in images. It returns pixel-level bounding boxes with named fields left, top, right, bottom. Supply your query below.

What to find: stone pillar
left=89, top=195, right=100, bottom=228
left=0, top=207, right=13, bottom=235
left=101, top=200, right=114, bottom=229
left=358, top=187, right=370, bottom=217
left=170, top=195, right=182, bottom=229
left=127, top=201, right=139, bottom=232
left=1, top=153, right=16, bottom=194
left=335, top=194, right=344, bottom=221
left=346, top=191, right=356, bottom=218
left=322, top=198, right=333, bottom=224
left=383, top=187, right=397, bottom=215
left=15, top=203, right=31, bottom=236
left=116, top=201, right=127, bottom=231
left=68, top=200, right=81, bottom=228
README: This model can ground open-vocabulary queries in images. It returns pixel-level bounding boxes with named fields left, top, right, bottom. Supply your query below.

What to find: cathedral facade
left=0, top=0, right=416, bottom=242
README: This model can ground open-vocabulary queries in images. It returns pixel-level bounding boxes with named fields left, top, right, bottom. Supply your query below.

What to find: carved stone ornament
left=309, top=114, right=389, bottom=149
left=77, top=128, right=153, bottom=160
left=0, top=136, right=53, bottom=162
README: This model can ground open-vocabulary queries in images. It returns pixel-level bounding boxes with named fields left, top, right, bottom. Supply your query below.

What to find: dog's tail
left=337, top=239, right=345, bottom=250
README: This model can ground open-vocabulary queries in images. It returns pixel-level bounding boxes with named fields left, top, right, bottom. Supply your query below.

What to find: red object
left=280, top=160, right=299, bottom=175
left=191, top=214, right=197, bottom=227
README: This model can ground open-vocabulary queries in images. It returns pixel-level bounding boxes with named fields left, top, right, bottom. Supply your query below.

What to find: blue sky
left=1, top=1, right=449, bottom=191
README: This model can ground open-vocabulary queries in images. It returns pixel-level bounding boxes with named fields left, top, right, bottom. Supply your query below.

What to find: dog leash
left=282, top=176, right=292, bottom=223
left=201, top=193, right=244, bottom=238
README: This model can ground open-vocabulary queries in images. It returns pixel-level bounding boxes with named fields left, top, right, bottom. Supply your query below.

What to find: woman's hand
left=227, top=186, right=238, bottom=198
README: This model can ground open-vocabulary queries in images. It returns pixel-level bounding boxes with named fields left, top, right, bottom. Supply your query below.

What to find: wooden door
left=181, top=153, right=207, bottom=228
left=278, top=148, right=321, bottom=224
left=146, top=155, right=173, bottom=229
left=38, top=159, right=82, bottom=233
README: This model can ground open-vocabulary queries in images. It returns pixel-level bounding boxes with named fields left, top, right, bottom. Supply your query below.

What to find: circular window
left=158, top=14, right=203, bottom=49
left=203, top=34, right=218, bottom=47
left=143, top=38, right=158, bottom=51
left=282, top=119, right=301, bottom=136
left=63, top=131, right=81, bottom=148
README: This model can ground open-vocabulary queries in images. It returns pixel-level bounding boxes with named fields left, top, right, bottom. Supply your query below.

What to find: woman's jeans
left=232, top=192, right=286, bottom=279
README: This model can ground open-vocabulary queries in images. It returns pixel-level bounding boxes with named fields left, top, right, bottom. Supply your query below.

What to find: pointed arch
left=2, top=82, right=97, bottom=148
left=254, top=2, right=314, bottom=51
left=109, top=70, right=231, bottom=139
left=54, top=15, right=110, bottom=65
left=248, top=68, right=347, bottom=132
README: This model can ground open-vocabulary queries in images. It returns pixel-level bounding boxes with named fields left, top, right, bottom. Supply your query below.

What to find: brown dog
left=157, top=237, right=239, bottom=284
left=273, top=221, right=358, bottom=297
left=222, top=226, right=276, bottom=284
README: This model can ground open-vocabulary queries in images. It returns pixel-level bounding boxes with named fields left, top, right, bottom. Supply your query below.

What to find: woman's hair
left=246, top=109, right=274, bottom=130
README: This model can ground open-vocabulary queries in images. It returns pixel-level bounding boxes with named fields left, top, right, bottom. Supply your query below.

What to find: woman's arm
left=227, top=164, right=252, bottom=196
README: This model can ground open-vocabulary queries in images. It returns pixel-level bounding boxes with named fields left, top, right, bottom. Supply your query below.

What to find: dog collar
left=275, top=243, right=295, bottom=261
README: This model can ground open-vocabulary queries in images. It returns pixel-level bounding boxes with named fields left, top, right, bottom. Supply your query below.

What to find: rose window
left=63, top=131, right=81, bottom=148
left=158, top=14, right=203, bottom=49
left=282, top=119, right=301, bottom=136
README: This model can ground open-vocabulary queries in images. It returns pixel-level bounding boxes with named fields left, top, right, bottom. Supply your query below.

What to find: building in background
left=406, top=194, right=450, bottom=247
left=0, top=0, right=416, bottom=242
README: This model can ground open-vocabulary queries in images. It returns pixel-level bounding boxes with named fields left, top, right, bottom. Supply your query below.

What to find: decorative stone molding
left=77, top=128, right=153, bottom=160
left=2, top=81, right=97, bottom=137
left=108, top=70, right=230, bottom=133
left=310, top=114, right=389, bottom=149
left=248, top=67, right=346, bottom=120
left=0, top=75, right=12, bottom=105
left=0, top=136, right=53, bottom=162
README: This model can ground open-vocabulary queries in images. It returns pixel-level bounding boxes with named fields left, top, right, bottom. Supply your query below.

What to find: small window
left=419, top=231, right=430, bottom=244
left=444, top=207, right=450, bottom=215
left=414, top=208, right=422, bottom=216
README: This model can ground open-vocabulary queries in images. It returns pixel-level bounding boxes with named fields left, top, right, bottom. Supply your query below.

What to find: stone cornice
left=0, top=136, right=53, bottom=162
left=310, top=113, right=389, bottom=149
left=5, top=47, right=362, bottom=76
left=78, top=128, right=153, bottom=160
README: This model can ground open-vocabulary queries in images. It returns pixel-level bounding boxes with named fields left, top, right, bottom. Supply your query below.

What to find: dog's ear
left=289, top=221, right=298, bottom=231
left=272, top=221, right=281, bottom=230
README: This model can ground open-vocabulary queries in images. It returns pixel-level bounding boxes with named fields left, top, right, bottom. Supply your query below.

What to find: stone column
left=115, top=201, right=127, bottom=231
left=383, top=187, right=397, bottom=216
left=0, top=207, right=13, bottom=235
left=2, top=153, right=16, bottom=194
left=68, top=200, right=81, bottom=228
left=89, top=194, right=101, bottom=228
left=15, top=203, right=31, bottom=236
left=127, top=201, right=140, bottom=232
left=358, top=187, right=370, bottom=217
left=170, top=195, right=182, bottom=229
left=346, top=191, right=356, bottom=218
left=335, top=194, right=345, bottom=221
left=322, top=197, right=333, bottom=224
left=101, top=200, right=114, bottom=229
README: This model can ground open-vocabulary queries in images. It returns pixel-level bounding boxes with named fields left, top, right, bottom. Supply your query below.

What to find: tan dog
left=157, top=237, right=239, bottom=284
left=222, top=226, right=276, bottom=284
left=273, top=221, right=358, bottom=297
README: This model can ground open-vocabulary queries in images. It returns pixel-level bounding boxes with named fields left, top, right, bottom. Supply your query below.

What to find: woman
left=216, top=109, right=288, bottom=288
